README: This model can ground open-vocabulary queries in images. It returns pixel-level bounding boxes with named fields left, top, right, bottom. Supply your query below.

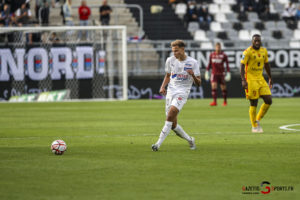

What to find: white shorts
left=165, top=93, right=188, bottom=116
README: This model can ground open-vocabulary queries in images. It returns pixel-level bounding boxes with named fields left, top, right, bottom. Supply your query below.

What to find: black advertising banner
left=0, top=45, right=300, bottom=100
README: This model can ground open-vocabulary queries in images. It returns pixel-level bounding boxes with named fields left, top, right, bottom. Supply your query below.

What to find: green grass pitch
left=0, top=98, right=299, bottom=200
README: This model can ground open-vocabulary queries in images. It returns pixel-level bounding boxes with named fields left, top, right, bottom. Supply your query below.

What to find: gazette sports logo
left=242, top=181, right=294, bottom=195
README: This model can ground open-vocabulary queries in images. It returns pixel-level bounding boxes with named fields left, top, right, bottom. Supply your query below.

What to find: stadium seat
left=272, top=30, right=283, bottom=39
left=200, top=42, right=213, bottom=49
left=255, top=22, right=265, bottom=30
left=265, top=21, right=277, bottom=30
left=194, top=30, right=209, bottom=41
left=238, top=13, right=248, bottom=21
left=269, top=4, right=277, bottom=14
left=206, top=31, right=216, bottom=40
left=276, top=21, right=287, bottom=30
left=224, top=0, right=236, bottom=4
left=227, top=29, right=238, bottom=40
left=239, top=30, right=251, bottom=40
left=199, top=22, right=210, bottom=31
left=281, top=29, right=293, bottom=39
left=293, top=29, right=300, bottom=40
left=287, top=21, right=297, bottom=30
left=215, top=13, right=228, bottom=22
left=278, top=0, right=289, bottom=4
left=226, top=13, right=239, bottom=22
left=217, top=31, right=228, bottom=39
left=289, top=41, right=300, bottom=48
left=210, top=22, right=223, bottom=32
left=208, top=4, right=220, bottom=14
left=250, top=29, right=261, bottom=37
left=262, top=30, right=276, bottom=40
left=187, top=22, right=200, bottom=34
left=233, top=22, right=243, bottom=30
left=243, top=22, right=255, bottom=30
left=248, top=12, right=260, bottom=22
left=222, top=22, right=232, bottom=30
left=220, top=4, right=232, bottom=14
left=175, top=3, right=187, bottom=18
left=213, top=0, right=223, bottom=4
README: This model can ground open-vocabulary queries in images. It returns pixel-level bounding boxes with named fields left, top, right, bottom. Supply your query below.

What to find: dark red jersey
left=206, top=51, right=229, bottom=75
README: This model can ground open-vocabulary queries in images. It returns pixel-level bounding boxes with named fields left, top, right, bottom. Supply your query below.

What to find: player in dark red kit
left=205, top=42, right=230, bottom=106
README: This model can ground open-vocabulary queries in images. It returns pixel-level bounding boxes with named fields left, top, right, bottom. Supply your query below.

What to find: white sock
left=156, top=121, right=173, bottom=148
left=173, top=124, right=192, bottom=142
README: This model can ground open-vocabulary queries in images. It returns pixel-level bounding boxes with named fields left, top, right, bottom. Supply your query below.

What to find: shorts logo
left=253, top=91, right=256, bottom=96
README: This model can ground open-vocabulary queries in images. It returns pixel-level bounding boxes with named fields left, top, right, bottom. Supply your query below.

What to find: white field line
left=279, top=124, right=300, bottom=131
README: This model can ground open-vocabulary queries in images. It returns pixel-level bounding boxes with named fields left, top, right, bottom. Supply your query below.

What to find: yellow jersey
left=240, top=46, right=268, bottom=81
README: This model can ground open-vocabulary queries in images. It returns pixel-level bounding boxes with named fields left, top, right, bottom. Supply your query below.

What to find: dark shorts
left=211, top=74, right=225, bottom=85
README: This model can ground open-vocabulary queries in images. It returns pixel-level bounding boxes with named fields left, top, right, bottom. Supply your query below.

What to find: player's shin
left=212, top=89, right=217, bottom=102
left=222, top=89, right=227, bottom=103
left=156, top=121, right=173, bottom=148
left=256, top=103, right=270, bottom=121
left=249, top=106, right=257, bottom=127
left=173, top=124, right=192, bottom=142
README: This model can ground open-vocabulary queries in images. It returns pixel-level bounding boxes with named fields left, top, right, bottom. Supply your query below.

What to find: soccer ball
left=51, top=140, right=67, bottom=155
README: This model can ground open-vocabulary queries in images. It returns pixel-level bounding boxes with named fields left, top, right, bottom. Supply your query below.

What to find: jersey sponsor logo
left=176, top=74, right=189, bottom=80
left=171, top=73, right=177, bottom=78
left=212, top=58, right=223, bottom=63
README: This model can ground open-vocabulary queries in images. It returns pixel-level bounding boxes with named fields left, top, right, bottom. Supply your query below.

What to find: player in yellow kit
left=240, top=34, right=273, bottom=133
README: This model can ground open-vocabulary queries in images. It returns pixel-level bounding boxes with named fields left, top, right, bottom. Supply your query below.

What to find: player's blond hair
left=171, top=40, right=186, bottom=48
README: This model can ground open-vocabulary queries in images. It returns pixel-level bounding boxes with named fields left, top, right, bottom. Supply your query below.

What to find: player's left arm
left=264, top=62, right=273, bottom=89
left=264, top=49, right=273, bottom=89
left=186, top=62, right=201, bottom=86
left=224, top=54, right=230, bottom=72
left=224, top=54, right=231, bottom=81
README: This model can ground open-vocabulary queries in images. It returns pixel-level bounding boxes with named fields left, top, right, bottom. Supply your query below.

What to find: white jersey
left=165, top=56, right=200, bottom=96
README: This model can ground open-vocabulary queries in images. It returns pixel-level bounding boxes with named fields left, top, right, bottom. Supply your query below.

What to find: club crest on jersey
left=178, top=97, right=182, bottom=101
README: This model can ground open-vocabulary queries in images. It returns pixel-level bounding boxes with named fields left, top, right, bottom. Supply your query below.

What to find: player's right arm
left=159, top=73, right=170, bottom=96
left=160, top=58, right=171, bottom=96
left=240, top=50, right=250, bottom=89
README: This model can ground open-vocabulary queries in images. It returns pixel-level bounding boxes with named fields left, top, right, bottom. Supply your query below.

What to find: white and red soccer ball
left=51, top=140, right=67, bottom=155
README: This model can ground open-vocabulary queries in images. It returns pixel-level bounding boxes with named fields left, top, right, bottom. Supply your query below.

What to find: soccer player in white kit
left=152, top=40, right=201, bottom=151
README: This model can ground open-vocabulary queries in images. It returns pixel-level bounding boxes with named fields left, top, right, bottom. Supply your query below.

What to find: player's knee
left=166, top=113, right=175, bottom=122
left=265, top=98, right=272, bottom=105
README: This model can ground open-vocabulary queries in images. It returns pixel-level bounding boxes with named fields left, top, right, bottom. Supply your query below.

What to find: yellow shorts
left=245, top=79, right=271, bottom=99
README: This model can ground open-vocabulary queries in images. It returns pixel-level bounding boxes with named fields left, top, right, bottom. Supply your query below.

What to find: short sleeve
left=240, top=50, right=249, bottom=65
left=264, top=49, right=268, bottom=63
left=16, top=9, right=20, bottom=16
left=165, top=58, right=171, bottom=73
left=193, top=60, right=200, bottom=76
